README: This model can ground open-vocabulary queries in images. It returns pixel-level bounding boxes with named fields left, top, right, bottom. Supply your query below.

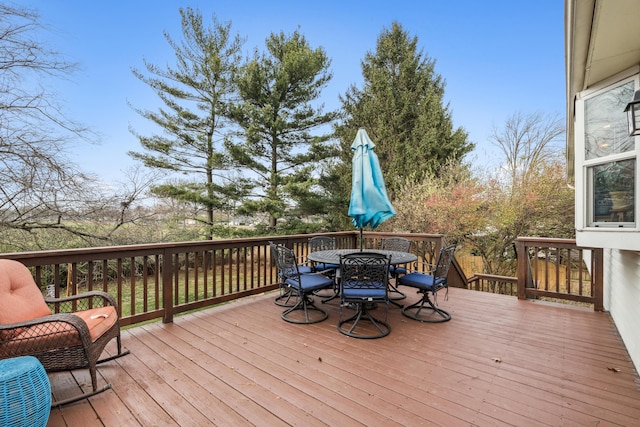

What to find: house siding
left=605, top=248, right=640, bottom=372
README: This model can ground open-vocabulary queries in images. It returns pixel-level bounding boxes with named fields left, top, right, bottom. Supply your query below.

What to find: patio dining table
left=307, top=249, right=417, bottom=267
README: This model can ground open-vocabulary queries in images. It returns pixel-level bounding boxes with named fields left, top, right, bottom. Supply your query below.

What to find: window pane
left=592, top=159, right=635, bottom=223
left=584, top=81, right=635, bottom=160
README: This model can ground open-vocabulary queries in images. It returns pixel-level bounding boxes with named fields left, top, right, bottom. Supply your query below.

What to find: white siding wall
left=604, top=248, right=640, bottom=372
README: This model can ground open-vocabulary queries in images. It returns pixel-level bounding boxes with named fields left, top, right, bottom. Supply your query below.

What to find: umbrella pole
left=359, top=227, right=363, bottom=251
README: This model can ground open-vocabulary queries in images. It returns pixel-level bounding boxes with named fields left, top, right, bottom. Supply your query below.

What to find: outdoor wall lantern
left=624, top=89, right=640, bottom=136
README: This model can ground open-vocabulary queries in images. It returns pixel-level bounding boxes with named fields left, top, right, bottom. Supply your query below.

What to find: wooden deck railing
left=464, top=237, right=603, bottom=311
left=0, top=232, right=447, bottom=326
left=515, top=237, right=604, bottom=310
left=0, top=233, right=604, bottom=328
left=466, top=273, right=518, bottom=295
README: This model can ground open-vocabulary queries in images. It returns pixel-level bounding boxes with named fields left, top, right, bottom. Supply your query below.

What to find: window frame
left=574, top=70, right=640, bottom=249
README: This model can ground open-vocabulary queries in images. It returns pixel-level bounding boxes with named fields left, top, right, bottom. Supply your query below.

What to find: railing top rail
left=362, top=232, right=445, bottom=239
left=468, top=273, right=518, bottom=282
left=0, top=232, right=349, bottom=260
left=517, top=236, right=577, bottom=245
left=0, top=231, right=446, bottom=261
left=517, top=236, right=603, bottom=251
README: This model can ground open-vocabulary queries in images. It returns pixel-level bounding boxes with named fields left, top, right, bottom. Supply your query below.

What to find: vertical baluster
left=117, top=258, right=123, bottom=314
left=142, top=255, right=148, bottom=313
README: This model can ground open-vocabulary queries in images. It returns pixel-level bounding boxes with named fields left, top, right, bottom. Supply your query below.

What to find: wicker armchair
left=0, top=259, right=130, bottom=407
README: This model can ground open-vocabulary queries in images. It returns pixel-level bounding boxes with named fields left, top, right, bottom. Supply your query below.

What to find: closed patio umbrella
left=348, top=128, right=395, bottom=250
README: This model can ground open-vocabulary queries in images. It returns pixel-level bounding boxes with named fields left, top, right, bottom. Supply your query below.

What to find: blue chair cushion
left=398, top=272, right=445, bottom=291
left=342, top=288, right=387, bottom=299
left=298, top=265, right=314, bottom=274
left=389, top=265, right=407, bottom=276
left=285, top=273, right=333, bottom=292
left=314, top=263, right=339, bottom=272
left=341, top=280, right=387, bottom=300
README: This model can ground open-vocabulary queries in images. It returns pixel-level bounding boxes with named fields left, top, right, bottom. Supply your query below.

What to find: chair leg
left=281, top=294, right=328, bottom=324
left=274, top=285, right=298, bottom=307
left=317, top=280, right=339, bottom=303
left=52, top=383, right=113, bottom=408
left=96, top=348, right=131, bottom=365
left=338, top=303, right=391, bottom=339
left=402, top=292, right=451, bottom=323
left=312, top=272, right=339, bottom=304
left=52, top=333, right=130, bottom=407
left=89, top=363, right=98, bottom=392
left=320, top=290, right=339, bottom=303
left=97, top=331, right=131, bottom=366
left=388, top=279, right=407, bottom=301
left=52, top=351, right=129, bottom=407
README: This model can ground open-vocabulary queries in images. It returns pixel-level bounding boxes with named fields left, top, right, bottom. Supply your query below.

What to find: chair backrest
left=309, top=236, right=336, bottom=252
left=434, top=245, right=456, bottom=281
left=381, top=237, right=411, bottom=253
left=339, top=252, right=390, bottom=294
left=269, top=243, right=300, bottom=282
left=0, top=260, right=51, bottom=326
left=268, top=241, right=281, bottom=277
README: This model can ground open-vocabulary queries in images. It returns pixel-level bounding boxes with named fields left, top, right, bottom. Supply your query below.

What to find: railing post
left=516, top=239, right=527, bottom=300
left=162, top=249, right=174, bottom=323
left=434, top=238, right=443, bottom=264
left=349, top=233, right=358, bottom=249
left=593, top=247, right=604, bottom=311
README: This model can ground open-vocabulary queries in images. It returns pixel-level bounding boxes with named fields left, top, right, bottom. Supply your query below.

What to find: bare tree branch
left=489, top=111, right=565, bottom=187
left=0, top=4, right=157, bottom=251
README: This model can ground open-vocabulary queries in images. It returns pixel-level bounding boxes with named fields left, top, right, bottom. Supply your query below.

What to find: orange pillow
left=0, top=260, right=52, bottom=334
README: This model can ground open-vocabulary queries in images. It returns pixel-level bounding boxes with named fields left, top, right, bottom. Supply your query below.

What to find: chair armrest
left=297, top=256, right=312, bottom=266
left=46, top=290, right=116, bottom=305
left=45, top=290, right=118, bottom=313
left=406, top=261, right=436, bottom=274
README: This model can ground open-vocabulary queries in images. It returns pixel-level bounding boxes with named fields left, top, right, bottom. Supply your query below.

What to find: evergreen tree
left=129, top=7, right=248, bottom=239
left=227, top=30, right=337, bottom=232
left=334, top=22, right=474, bottom=202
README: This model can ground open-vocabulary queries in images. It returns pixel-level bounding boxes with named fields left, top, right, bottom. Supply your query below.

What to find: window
left=590, top=159, right=635, bottom=223
left=584, top=81, right=635, bottom=160
left=582, top=79, right=636, bottom=227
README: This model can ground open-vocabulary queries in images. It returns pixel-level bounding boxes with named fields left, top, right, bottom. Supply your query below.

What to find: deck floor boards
left=46, top=287, right=640, bottom=426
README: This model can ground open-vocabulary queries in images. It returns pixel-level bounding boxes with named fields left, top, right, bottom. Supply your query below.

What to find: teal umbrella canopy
left=348, top=128, right=395, bottom=231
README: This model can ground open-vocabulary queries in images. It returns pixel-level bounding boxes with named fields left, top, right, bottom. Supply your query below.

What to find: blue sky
left=22, top=0, right=565, bottom=185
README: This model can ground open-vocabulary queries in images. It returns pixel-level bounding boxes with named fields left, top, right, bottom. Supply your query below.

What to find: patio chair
left=308, top=236, right=340, bottom=303
left=271, top=244, right=333, bottom=324
left=269, top=241, right=313, bottom=307
left=397, top=244, right=456, bottom=323
left=308, top=236, right=339, bottom=273
left=338, top=252, right=391, bottom=339
left=381, top=237, right=412, bottom=301
left=0, top=259, right=130, bottom=407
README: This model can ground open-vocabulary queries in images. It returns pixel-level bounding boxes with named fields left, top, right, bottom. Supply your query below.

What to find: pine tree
left=129, top=7, right=248, bottom=239
left=227, top=30, right=337, bottom=232
left=334, top=22, right=474, bottom=200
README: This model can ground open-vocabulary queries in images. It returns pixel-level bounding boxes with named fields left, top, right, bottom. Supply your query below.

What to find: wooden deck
left=46, top=287, right=640, bottom=426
